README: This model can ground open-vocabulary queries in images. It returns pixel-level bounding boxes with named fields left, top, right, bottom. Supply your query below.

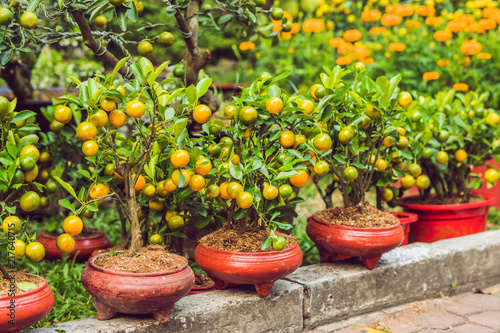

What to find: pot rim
left=309, top=210, right=401, bottom=231
left=389, top=211, right=418, bottom=224
left=399, top=193, right=496, bottom=211
left=40, top=229, right=106, bottom=240
left=0, top=273, right=48, bottom=300
left=87, top=251, right=189, bottom=277
left=196, top=239, right=301, bottom=256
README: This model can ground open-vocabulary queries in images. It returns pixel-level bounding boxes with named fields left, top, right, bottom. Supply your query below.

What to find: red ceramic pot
left=186, top=281, right=216, bottom=296
left=391, top=212, right=418, bottom=246
left=306, top=212, right=404, bottom=270
left=37, top=229, right=111, bottom=261
left=194, top=242, right=303, bottom=298
left=399, top=193, right=496, bottom=243
left=81, top=252, right=194, bottom=322
left=0, top=274, right=54, bottom=333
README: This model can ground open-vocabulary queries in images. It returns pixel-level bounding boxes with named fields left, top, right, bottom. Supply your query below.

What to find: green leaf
left=16, top=282, right=38, bottom=292
left=168, top=231, right=187, bottom=238
left=11, top=111, right=36, bottom=123
left=115, top=5, right=128, bottom=31
left=268, top=84, right=281, bottom=98
left=112, top=57, right=130, bottom=76
left=53, top=176, right=80, bottom=202
left=186, top=85, right=197, bottom=105
left=275, top=170, right=298, bottom=181
left=229, top=165, right=243, bottom=180
left=196, top=78, right=212, bottom=99
left=6, top=142, right=17, bottom=159
left=173, top=118, right=187, bottom=137
left=261, top=236, right=271, bottom=250
left=147, top=60, right=170, bottom=86
left=58, top=199, right=74, bottom=212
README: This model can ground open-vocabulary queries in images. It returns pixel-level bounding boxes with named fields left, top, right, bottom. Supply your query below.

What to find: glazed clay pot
left=194, top=242, right=303, bottom=298
left=399, top=193, right=496, bottom=243
left=307, top=212, right=404, bottom=270
left=0, top=274, right=54, bottom=333
left=186, top=281, right=216, bottom=296
left=37, top=229, right=111, bottom=261
left=81, top=252, right=194, bottom=322
left=391, top=212, right=419, bottom=246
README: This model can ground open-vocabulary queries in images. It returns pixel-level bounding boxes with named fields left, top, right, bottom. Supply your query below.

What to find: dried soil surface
left=0, top=272, right=43, bottom=296
left=315, top=202, right=398, bottom=227
left=194, top=273, right=213, bottom=288
left=94, top=245, right=187, bottom=273
left=404, top=194, right=485, bottom=205
left=199, top=228, right=297, bottom=252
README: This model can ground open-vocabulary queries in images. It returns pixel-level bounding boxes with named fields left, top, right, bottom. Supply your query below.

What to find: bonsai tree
left=303, top=64, right=413, bottom=213
left=186, top=70, right=325, bottom=250
left=0, top=97, right=47, bottom=278
left=52, top=57, right=227, bottom=256
left=0, top=0, right=287, bottom=112
left=403, top=89, right=500, bottom=203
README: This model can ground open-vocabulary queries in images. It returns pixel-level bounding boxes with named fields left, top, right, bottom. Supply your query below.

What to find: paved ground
left=311, top=284, right=500, bottom=333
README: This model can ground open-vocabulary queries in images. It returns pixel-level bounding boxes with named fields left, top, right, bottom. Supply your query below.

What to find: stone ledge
left=284, top=229, right=500, bottom=330
left=30, top=229, right=500, bottom=333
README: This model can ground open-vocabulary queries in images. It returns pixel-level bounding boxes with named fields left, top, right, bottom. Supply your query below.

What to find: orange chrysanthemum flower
left=381, top=14, right=402, bottom=27
left=239, top=42, right=255, bottom=51
left=337, top=42, right=355, bottom=55
left=291, top=23, right=301, bottom=34
left=453, top=83, right=469, bottom=92
left=369, top=27, right=387, bottom=34
left=361, top=57, right=375, bottom=65
left=434, top=31, right=453, bottom=42
left=447, top=20, right=466, bottom=33
left=483, top=7, right=500, bottom=18
left=361, top=9, right=381, bottom=22
left=406, top=20, right=422, bottom=29
left=437, top=59, right=449, bottom=67
left=388, top=43, right=406, bottom=52
left=303, top=19, right=325, bottom=33
left=353, top=47, right=370, bottom=60
left=423, top=72, right=440, bottom=81
left=343, top=29, right=362, bottom=42
left=425, top=17, right=443, bottom=26
left=460, top=40, right=482, bottom=55
left=329, top=37, right=344, bottom=48
left=479, top=18, right=496, bottom=31
left=477, top=52, right=492, bottom=59
left=336, top=56, right=353, bottom=66
left=395, top=4, right=414, bottom=17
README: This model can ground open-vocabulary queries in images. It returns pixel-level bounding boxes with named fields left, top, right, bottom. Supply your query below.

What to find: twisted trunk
left=1, top=62, right=34, bottom=100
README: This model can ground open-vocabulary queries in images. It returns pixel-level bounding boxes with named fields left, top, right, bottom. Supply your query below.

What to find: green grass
left=487, top=207, right=500, bottom=230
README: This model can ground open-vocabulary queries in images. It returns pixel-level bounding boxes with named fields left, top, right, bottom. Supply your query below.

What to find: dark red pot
left=81, top=252, right=194, bottom=322
left=0, top=274, right=54, bottom=333
left=186, top=281, right=216, bottom=296
left=391, top=212, right=418, bottom=246
left=37, top=229, right=111, bottom=261
left=194, top=242, right=303, bottom=298
left=399, top=193, right=496, bottom=243
left=306, top=212, right=404, bottom=270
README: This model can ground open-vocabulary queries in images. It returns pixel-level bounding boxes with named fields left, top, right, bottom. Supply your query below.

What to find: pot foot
left=210, top=276, right=229, bottom=290
left=93, top=297, right=118, bottom=320
left=362, top=254, right=382, bottom=270
left=318, top=247, right=337, bottom=263
left=254, top=281, right=274, bottom=298
left=152, top=303, right=175, bottom=323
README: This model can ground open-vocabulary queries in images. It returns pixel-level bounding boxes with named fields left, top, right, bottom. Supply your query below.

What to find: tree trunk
left=125, top=169, right=142, bottom=256
left=183, top=0, right=220, bottom=112
left=1, top=62, right=34, bottom=100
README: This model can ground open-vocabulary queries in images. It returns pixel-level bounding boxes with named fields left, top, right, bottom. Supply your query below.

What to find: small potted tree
left=54, top=59, right=197, bottom=322
left=398, top=89, right=499, bottom=242
left=304, top=65, right=409, bottom=269
left=35, top=104, right=111, bottom=260
left=193, top=72, right=305, bottom=298
left=0, top=97, right=55, bottom=332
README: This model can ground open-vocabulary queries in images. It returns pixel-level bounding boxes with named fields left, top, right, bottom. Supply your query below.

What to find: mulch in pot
left=316, top=202, right=398, bottom=228
left=403, top=194, right=485, bottom=205
left=199, top=227, right=296, bottom=252
left=94, top=245, right=187, bottom=273
left=194, top=273, right=213, bottom=288
left=0, top=271, right=43, bottom=296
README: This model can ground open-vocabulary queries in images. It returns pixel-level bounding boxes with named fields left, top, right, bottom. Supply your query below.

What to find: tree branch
left=72, top=10, right=132, bottom=78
